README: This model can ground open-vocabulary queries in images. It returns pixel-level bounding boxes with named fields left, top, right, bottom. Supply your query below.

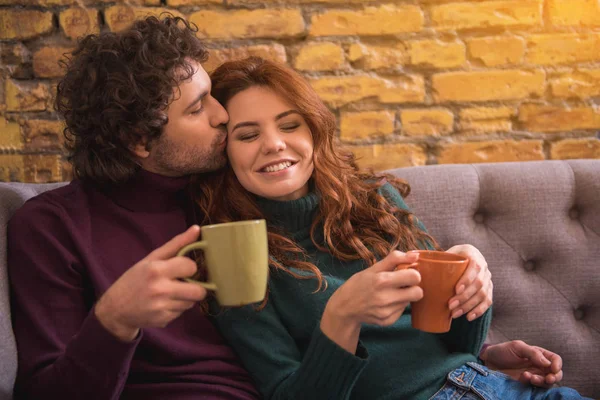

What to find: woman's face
left=225, top=86, right=314, bottom=201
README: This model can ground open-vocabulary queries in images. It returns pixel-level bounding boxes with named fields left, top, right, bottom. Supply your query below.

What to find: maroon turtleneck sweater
left=7, top=170, right=260, bottom=400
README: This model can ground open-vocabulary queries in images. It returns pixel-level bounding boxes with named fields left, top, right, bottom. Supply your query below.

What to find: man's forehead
left=174, top=60, right=210, bottom=87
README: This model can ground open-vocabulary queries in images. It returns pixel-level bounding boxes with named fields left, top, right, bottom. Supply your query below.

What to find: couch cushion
left=0, top=182, right=67, bottom=400
left=387, top=160, right=600, bottom=397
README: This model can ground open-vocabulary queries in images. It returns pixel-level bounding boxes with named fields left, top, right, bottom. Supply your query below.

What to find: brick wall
left=2, top=0, right=600, bottom=182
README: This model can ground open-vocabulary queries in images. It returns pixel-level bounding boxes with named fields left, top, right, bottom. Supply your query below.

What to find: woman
left=194, top=57, right=586, bottom=400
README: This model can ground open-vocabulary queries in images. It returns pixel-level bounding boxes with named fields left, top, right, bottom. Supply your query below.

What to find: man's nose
left=209, top=96, right=229, bottom=127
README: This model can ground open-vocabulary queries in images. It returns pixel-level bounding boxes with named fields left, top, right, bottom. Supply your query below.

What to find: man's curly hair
left=55, top=15, right=209, bottom=185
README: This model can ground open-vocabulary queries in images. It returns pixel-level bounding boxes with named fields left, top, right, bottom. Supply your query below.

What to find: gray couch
left=1, top=160, right=599, bottom=399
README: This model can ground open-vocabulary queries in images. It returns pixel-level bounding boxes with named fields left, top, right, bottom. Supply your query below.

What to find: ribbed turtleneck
left=101, top=169, right=190, bottom=213
left=256, top=192, right=320, bottom=238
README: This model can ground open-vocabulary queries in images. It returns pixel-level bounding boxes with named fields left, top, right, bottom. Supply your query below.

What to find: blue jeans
left=430, top=362, right=592, bottom=400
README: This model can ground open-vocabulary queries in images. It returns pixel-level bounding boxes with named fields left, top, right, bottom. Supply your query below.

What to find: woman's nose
left=261, top=130, right=286, bottom=154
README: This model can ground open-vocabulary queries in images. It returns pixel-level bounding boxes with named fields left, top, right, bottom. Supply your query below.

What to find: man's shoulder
left=10, top=180, right=88, bottom=224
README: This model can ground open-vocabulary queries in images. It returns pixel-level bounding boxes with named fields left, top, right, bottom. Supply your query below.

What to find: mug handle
left=177, top=241, right=218, bottom=291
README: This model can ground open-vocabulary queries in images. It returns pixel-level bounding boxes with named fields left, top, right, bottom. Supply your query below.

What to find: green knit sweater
left=211, top=183, right=491, bottom=400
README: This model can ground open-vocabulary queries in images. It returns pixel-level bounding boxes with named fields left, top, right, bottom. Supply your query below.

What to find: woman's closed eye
left=280, top=121, right=301, bottom=132
left=237, top=132, right=259, bottom=141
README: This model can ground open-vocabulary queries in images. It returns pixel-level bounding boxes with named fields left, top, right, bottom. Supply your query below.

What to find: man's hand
left=481, top=340, right=563, bottom=387
left=446, top=244, right=493, bottom=321
left=95, top=225, right=208, bottom=341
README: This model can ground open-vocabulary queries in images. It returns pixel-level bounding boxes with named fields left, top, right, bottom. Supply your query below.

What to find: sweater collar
left=256, top=192, right=320, bottom=235
left=103, top=169, right=191, bottom=213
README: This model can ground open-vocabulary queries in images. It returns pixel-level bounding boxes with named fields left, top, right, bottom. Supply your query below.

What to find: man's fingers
left=160, top=257, right=200, bottom=280
left=146, top=225, right=201, bottom=261
left=550, top=370, right=563, bottom=383
left=168, top=280, right=208, bottom=302
left=541, top=348, right=562, bottom=374
left=530, top=375, right=548, bottom=387
left=453, top=258, right=479, bottom=296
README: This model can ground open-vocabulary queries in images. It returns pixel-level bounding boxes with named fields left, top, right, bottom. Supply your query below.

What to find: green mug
left=177, top=219, right=269, bottom=306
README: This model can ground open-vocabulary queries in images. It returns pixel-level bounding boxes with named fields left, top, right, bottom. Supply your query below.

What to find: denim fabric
left=430, top=362, right=592, bottom=400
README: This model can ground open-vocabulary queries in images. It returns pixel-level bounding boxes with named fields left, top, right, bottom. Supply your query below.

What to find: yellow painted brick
left=5, top=80, right=51, bottom=112
left=104, top=6, right=184, bottom=33
left=0, top=155, right=25, bottom=182
left=548, top=0, right=600, bottom=27
left=230, top=0, right=367, bottom=3
left=519, top=104, right=600, bottom=132
left=60, top=8, right=100, bottom=40
left=458, top=120, right=512, bottom=135
left=24, top=155, right=63, bottom=183
left=33, top=47, right=73, bottom=78
left=168, top=0, right=219, bottom=6
left=430, top=0, right=543, bottom=31
left=460, top=107, right=516, bottom=120
left=310, top=5, right=423, bottom=37
left=348, top=143, right=427, bottom=171
left=340, top=111, right=395, bottom=140
left=526, top=33, right=600, bottom=65
left=378, top=76, right=426, bottom=104
left=203, top=45, right=287, bottom=73
left=438, top=140, right=544, bottom=164
left=432, top=70, right=545, bottom=103
left=190, top=9, right=305, bottom=40
left=347, top=43, right=407, bottom=70
left=0, top=10, right=53, bottom=40
left=408, top=40, right=465, bottom=69
left=23, top=120, right=65, bottom=150
left=550, top=69, right=600, bottom=98
left=310, top=75, right=425, bottom=107
left=467, top=36, right=525, bottom=67
left=0, top=119, right=23, bottom=150
left=295, top=43, right=344, bottom=71
left=401, top=109, right=454, bottom=136
left=459, top=107, right=514, bottom=135
left=550, top=138, right=600, bottom=159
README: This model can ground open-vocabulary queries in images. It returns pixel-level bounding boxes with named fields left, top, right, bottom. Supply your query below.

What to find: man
left=7, top=15, right=563, bottom=399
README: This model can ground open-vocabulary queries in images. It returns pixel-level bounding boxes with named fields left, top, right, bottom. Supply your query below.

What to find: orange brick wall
left=2, top=0, right=600, bottom=182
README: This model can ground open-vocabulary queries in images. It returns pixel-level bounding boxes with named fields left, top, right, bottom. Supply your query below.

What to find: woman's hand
left=446, top=244, right=493, bottom=321
left=320, top=251, right=423, bottom=353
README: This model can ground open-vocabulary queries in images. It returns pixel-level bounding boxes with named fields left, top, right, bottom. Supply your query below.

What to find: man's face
left=141, top=60, right=229, bottom=177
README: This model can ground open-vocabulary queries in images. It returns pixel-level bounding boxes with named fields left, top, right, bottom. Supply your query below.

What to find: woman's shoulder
left=375, top=180, right=410, bottom=211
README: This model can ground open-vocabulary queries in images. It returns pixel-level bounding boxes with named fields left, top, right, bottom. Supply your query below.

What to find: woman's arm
left=212, top=298, right=368, bottom=400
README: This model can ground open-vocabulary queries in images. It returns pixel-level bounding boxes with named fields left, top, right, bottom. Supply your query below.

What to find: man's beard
left=151, top=133, right=227, bottom=176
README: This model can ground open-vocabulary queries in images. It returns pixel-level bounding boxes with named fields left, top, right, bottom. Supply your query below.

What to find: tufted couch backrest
left=389, top=159, right=600, bottom=397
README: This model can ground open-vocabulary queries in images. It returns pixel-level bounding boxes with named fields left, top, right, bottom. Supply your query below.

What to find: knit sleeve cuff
left=441, top=306, right=492, bottom=357
left=289, top=326, right=368, bottom=398
left=63, top=307, right=141, bottom=380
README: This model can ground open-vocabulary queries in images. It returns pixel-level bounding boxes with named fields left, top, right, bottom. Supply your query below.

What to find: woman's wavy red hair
left=194, top=57, right=438, bottom=298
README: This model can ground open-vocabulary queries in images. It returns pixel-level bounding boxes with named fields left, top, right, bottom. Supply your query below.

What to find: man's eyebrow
left=184, top=90, right=208, bottom=112
left=231, top=110, right=300, bottom=133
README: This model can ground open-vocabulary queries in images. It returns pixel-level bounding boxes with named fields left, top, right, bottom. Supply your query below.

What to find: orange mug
left=404, top=250, right=469, bottom=333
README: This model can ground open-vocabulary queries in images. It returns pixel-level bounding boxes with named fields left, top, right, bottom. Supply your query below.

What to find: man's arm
left=8, top=199, right=141, bottom=399
left=480, top=340, right=564, bottom=387
left=8, top=199, right=206, bottom=399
